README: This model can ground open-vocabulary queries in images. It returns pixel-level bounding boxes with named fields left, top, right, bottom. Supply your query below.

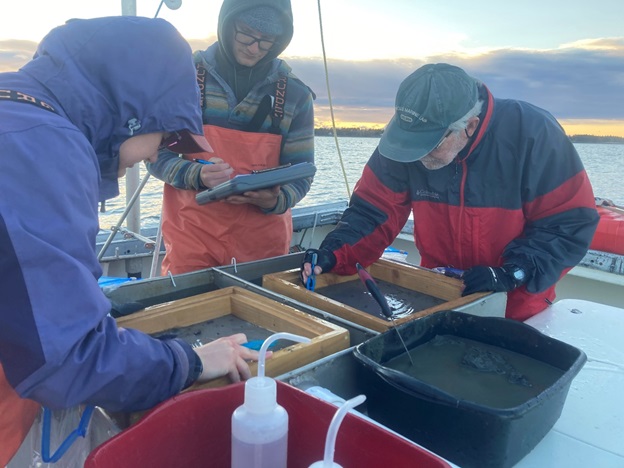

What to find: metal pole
left=121, top=0, right=141, bottom=236
left=98, top=172, right=151, bottom=261
left=121, top=0, right=136, bottom=16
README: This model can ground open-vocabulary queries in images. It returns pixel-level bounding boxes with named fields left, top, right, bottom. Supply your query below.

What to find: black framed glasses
left=158, top=132, right=181, bottom=151
left=433, top=128, right=453, bottom=151
left=234, top=27, right=277, bottom=51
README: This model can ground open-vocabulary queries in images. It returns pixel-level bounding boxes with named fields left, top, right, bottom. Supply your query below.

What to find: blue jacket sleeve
left=0, top=125, right=195, bottom=412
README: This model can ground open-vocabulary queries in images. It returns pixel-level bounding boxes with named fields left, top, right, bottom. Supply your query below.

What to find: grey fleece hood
left=217, top=0, right=294, bottom=67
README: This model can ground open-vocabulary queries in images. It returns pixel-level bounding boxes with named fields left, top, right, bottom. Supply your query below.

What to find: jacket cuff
left=262, top=189, right=288, bottom=214
left=191, top=164, right=206, bottom=190
left=167, top=338, right=203, bottom=389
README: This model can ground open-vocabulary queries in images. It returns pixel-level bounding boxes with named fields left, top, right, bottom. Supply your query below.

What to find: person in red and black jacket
left=301, top=63, right=599, bottom=321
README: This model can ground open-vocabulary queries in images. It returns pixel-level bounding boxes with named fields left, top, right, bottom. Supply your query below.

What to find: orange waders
left=0, top=364, right=40, bottom=466
left=160, top=124, right=292, bottom=275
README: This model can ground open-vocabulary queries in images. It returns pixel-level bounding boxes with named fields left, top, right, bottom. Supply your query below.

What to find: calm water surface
left=99, top=138, right=624, bottom=230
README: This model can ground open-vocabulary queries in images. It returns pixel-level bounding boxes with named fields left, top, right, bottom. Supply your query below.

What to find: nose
left=246, top=41, right=260, bottom=53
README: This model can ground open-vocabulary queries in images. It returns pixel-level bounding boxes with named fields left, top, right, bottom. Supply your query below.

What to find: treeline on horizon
left=315, top=127, right=624, bottom=144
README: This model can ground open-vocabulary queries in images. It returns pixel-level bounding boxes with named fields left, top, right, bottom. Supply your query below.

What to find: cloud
left=286, top=37, right=624, bottom=123
left=2, top=36, right=622, bottom=126
left=457, top=39, right=624, bottom=120
left=0, top=39, right=37, bottom=72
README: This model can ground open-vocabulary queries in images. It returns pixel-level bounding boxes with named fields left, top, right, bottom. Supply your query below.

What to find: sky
left=1, top=0, right=623, bottom=136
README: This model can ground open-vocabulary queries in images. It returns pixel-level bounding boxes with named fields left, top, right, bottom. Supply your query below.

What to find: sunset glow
left=560, top=120, right=624, bottom=137
left=1, top=1, right=622, bottom=137
left=316, top=111, right=624, bottom=137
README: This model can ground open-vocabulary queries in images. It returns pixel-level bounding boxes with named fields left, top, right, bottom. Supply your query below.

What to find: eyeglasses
left=433, top=129, right=453, bottom=151
left=158, top=132, right=181, bottom=151
left=234, top=27, right=277, bottom=51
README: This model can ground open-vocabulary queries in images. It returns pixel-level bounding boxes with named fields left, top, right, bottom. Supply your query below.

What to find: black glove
left=461, top=265, right=519, bottom=296
left=300, top=248, right=337, bottom=284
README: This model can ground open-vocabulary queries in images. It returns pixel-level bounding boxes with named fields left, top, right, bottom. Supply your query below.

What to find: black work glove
left=300, top=248, right=337, bottom=284
left=461, top=266, right=517, bottom=296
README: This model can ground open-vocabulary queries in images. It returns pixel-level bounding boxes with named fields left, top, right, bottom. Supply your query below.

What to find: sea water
left=99, top=139, right=624, bottom=230
left=385, top=334, right=564, bottom=409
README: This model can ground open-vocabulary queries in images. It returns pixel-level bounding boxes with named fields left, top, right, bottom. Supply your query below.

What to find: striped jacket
left=146, top=43, right=315, bottom=214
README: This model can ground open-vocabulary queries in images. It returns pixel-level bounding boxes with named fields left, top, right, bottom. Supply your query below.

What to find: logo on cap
left=397, top=106, right=428, bottom=125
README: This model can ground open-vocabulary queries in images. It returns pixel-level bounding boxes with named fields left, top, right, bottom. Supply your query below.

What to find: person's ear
left=466, top=117, right=480, bottom=138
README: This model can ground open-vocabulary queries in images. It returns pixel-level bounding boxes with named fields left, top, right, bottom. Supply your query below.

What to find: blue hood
left=20, top=16, right=204, bottom=200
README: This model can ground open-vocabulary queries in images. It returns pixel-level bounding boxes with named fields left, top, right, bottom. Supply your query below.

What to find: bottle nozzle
left=257, top=332, right=311, bottom=378
left=309, top=394, right=367, bottom=468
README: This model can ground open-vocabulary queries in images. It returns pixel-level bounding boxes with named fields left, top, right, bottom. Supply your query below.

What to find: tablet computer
left=195, top=162, right=317, bottom=205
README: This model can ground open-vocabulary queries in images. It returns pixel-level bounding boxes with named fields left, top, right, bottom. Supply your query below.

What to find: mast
left=103, top=0, right=181, bottom=277
left=121, top=0, right=141, bottom=241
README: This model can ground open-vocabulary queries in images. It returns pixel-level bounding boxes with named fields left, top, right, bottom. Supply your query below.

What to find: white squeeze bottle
left=231, top=332, right=311, bottom=468
left=308, top=394, right=367, bottom=468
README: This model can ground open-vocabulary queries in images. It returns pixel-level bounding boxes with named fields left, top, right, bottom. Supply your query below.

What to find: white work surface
left=514, top=299, right=624, bottom=467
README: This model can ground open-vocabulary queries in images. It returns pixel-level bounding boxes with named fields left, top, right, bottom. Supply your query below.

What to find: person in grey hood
left=0, top=16, right=263, bottom=465
left=216, top=0, right=295, bottom=101
left=147, top=0, right=316, bottom=275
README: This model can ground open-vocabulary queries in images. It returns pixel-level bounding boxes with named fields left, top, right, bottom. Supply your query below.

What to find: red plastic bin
left=85, top=380, right=449, bottom=468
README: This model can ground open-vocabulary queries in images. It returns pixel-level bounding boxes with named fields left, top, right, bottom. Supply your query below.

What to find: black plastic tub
left=353, top=310, right=586, bottom=468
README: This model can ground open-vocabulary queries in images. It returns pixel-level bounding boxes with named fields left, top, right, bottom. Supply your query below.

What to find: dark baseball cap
left=378, top=63, right=479, bottom=162
left=160, top=130, right=213, bottom=154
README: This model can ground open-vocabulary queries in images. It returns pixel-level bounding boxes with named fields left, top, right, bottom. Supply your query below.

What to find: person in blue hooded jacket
left=0, top=16, right=263, bottom=464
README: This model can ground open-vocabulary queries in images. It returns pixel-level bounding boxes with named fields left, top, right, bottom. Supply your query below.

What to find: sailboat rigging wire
left=154, top=0, right=165, bottom=18
left=308, top=211, right=320, bottom=250
left=97, top=172, right=152, bottom=261
left=316, top=0, right=351, bottom=198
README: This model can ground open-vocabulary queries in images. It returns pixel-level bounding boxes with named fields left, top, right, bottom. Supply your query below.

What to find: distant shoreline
left=315, top=128, right=624, bottom=144
left=567, top=135, right=624, bottom=144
